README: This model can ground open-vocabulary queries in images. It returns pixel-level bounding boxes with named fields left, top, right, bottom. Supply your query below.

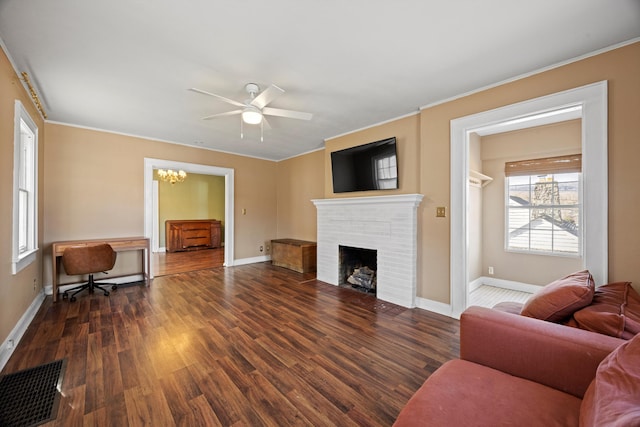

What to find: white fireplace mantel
left=313, top=194, right=424, bottom=308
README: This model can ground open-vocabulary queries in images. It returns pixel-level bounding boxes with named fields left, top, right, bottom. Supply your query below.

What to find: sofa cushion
left=393, top=359, right=582, bottom=427
left=492, top=301, right=524, bottom=314
left=580, top=333, right=640, bottom=426
left=521, top=270, right=594, bottom=323
left=571, top=282, right=640, bottom=339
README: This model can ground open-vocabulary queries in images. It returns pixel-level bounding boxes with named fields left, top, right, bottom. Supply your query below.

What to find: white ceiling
left=1, top=1, right=639, bottom=161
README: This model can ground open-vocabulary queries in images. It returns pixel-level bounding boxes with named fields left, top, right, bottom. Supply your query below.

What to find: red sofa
left=394, top=306, right=639, bottom=426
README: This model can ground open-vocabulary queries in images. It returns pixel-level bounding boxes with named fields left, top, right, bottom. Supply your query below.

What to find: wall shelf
left=469, top=170, right=493, bottom=188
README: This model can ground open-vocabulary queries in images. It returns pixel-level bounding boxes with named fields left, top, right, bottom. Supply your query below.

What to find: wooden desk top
left=52, top=236, right=149, bottom=255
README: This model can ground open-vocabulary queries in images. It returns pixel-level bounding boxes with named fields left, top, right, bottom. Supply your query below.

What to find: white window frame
left=12, top=100, right=39, bottom=274
left=505, top=172, right=582, bottom=257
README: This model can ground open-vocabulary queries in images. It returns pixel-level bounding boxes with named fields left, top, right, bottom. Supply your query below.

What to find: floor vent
left=0, top=359, right=66, bottom=427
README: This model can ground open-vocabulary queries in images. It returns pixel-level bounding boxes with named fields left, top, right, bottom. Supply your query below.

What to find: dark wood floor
left=3, top=262, right=460, bottom=426
left=152, top=247, right=225, bottom=277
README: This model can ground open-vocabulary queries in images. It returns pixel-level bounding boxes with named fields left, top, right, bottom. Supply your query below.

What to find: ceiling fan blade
left=201, top=110, right=242, bottom=120
left=251, top=84, right=285, bottom=109
left=262, top=106, right=313, bottom=121
left=189, top=88, right=245, bottom=108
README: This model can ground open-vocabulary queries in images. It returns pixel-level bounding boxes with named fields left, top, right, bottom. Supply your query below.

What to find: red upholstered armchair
left=394, top=306, right=638, bottom=427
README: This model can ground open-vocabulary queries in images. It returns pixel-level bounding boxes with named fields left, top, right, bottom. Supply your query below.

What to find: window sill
left=12, top=248, right=39, bottom=275
left=505, top=248, right=582, bottom=259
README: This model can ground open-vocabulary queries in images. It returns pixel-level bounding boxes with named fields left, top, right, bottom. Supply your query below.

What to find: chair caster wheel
left=112, top=285, right=117, bottom=290
left=104, top=291, right=110, bottom=296
left=70, top=296, right=76, bottom=302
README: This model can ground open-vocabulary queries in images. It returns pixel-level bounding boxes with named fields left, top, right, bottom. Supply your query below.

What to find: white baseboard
left=414, top=277, right=540, bottom=321
left=469, top=277, right=484, bottom=292
left=415, top=297, right=454, bottom=318
left=0, top=290, right=46, bottom=372
left=44, top=274, right=146, bottom=296
left=477, top=276, right=542, bottom=294
left=233, top=255, right=271, bottom=266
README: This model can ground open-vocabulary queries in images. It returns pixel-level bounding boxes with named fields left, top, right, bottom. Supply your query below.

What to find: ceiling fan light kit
left=241, top=105, right=263, bottom=124
left=190, top=82, right=312, bottom=141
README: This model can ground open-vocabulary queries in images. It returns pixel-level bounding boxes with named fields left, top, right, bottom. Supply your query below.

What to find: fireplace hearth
left=339, top=245, right=377, bottom=293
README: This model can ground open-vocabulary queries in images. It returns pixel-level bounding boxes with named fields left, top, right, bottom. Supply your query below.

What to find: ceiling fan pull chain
left=261, top=120, right=264, bottom=142
left=240, top=117, right=244, bottom=139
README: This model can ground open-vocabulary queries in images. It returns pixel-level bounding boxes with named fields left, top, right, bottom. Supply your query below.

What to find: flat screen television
left=331, top=136, right=398, bottom=193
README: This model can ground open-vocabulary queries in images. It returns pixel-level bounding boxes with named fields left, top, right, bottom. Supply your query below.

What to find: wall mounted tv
left=331, top=137, right=398, bottom=193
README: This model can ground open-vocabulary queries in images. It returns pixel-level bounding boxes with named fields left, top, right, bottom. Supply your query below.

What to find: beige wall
left=43, top=123, right=278, bottom=284
left=420, top=42, right=640, bottom=302
left=276, top=150, right=324, bottom=243
left=157, top=172, right=225, bottom=247
left=0, top=48, right=46, bottom=344
left=480, top=120, right=583, bottom=285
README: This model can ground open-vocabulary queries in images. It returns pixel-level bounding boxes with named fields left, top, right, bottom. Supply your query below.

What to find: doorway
left=144, top=158, right=235, bottom=278
left=450, top=81, right=608, bottom=318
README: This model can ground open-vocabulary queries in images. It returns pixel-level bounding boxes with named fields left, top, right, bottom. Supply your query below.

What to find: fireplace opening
left=339, top=245, right=377, bottom=294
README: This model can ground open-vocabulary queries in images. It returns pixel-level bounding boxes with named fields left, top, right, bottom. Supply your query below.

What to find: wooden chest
left=166, top=219, right=221, bottom=252
left=271, top=239, right=317, bottom=273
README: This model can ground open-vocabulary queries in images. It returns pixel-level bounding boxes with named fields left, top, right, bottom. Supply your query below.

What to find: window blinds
left=504, top=154, right=582, bottom=177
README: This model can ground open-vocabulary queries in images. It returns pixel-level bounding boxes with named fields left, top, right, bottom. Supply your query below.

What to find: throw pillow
left=520, top=270, right=594, bottom=322
left=572, top=282, right=640, bottom=339
left=580, top=333, right=640, bottom=426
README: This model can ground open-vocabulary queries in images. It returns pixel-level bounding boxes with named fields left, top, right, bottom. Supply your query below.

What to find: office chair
left=61, top=243, right=117, bottom=302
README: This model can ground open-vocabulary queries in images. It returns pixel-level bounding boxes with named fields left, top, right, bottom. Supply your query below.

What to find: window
left=374, top=154, right=397, bottom=189
left=505, top=154, right=581, bottom=256
left=12, top=101, right=38, bottom=274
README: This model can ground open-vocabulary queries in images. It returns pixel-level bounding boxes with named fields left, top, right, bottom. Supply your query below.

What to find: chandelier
left=157, top=169, right=187, bottom=184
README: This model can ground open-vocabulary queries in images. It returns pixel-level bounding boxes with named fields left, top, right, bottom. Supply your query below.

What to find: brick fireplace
left=312, top=194, right=424, bottom=307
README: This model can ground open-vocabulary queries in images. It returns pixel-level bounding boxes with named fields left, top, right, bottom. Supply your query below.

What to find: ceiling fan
left=190, top=83, right=312, bottom=141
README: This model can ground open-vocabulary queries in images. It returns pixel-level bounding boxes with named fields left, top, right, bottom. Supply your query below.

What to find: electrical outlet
left=7, top=339, right=14, bottom=349
left=436, top=207, right=446, bottom=217
left=33, top=278, right=37, bottom=291
left=488, top=266, right=494, bottom=275
left=260, top=245, right=264, bottom=252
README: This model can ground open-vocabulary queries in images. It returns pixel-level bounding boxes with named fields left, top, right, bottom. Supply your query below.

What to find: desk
left=52, top=236, right=150, bottom=302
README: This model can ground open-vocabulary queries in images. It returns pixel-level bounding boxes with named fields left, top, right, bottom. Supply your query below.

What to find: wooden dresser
left=166, top=219, right=222, bottom=252
left=271, top=239, right=317, bottom=273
